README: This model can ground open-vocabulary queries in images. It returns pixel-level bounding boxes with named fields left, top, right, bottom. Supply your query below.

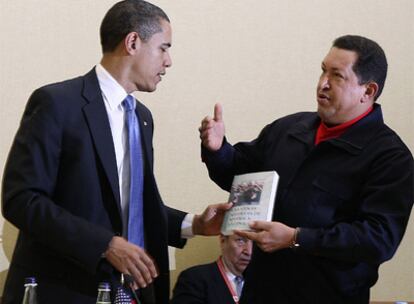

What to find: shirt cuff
left=181, top=213, right=195, bottom=239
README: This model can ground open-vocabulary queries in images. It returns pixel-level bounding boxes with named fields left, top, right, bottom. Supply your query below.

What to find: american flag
left=114, top=286, right=136, bottom=304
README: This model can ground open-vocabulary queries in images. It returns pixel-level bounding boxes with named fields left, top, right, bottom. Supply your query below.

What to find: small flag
left=114, top=286, right=134, bottom=304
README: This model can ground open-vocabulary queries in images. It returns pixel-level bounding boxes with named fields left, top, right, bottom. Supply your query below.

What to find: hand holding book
left=192, top=202, right=233, bottom=236
left=235, top=221, right=297, bottom=253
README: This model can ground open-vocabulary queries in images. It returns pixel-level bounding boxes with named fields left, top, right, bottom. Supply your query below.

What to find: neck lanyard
left=216, top=256, right=239, bottom=303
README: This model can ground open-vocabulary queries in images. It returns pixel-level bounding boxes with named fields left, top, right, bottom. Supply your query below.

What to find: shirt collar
left=95, top=63, right=129, bottom=110
left=315, top=106, right=374, bottom=145
left=287, top=104, right=384, bottom=154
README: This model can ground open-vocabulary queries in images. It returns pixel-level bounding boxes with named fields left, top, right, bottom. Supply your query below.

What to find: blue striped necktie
left=122, top=95, right=144, bottom=248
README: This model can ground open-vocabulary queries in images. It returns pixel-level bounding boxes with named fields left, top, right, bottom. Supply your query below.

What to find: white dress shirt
left=95, top=64, right=194, bottom=240
left=222, top=257, right=244, bottom=297
left=96, top=64, right=131, bottom=238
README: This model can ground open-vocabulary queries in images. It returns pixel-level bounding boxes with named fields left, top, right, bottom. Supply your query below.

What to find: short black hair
left=333, top=35, right=388, bottom=101
left=100, top=0, right=170, bottom=53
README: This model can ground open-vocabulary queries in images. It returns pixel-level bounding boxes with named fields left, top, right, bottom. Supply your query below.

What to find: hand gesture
left=199, top=103, right=225, bottom=151
left=235, top=221, right=295, bottom=253
left=104, top=236, right=158, bottom=288
left=192, top=202, right=233, bottom=235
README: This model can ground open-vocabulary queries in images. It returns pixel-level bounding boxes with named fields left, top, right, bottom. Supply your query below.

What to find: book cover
left=221, top=171, right=279, bottom=235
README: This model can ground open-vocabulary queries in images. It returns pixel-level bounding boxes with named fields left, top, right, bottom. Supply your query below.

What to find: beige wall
left=1, top=0, right=413, bottom=301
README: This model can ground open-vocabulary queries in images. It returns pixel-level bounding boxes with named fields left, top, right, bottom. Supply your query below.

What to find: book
left=221, top=171, right=279, bottom=235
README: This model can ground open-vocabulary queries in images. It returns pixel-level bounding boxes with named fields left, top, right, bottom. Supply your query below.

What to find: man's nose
left=243, top=241, right=253, bottom=256
left=165, top=52, right=172, bottom=68
left=319, top=75, right=330, bottom=90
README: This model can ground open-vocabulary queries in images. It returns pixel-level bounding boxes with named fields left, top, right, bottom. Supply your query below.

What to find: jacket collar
left=81, top=68, right=122, bottom=212
left=288, top=104, right=385, bottom=155
left=82, top=68, right=103, bottom=105
left=80, top=68, right=155, bottom=214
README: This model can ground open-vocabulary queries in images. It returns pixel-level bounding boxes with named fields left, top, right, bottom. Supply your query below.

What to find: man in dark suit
left=1, top=1, right=229, bottom=303
left=199, top=35, right=414, bottom=303
left=171, top=235, right=252, bottom=304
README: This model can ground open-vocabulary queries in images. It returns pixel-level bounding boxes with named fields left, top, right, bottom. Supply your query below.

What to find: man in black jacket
left=199, top=35, right=414, bottom=303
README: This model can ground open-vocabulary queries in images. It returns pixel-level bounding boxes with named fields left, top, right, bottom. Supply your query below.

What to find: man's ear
left=124, top=32, right=141, bottom=54
left=361, top=82, right=379, bottom=103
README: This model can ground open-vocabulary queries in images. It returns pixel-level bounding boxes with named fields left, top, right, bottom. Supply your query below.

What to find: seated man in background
left=171, top=235, right=252, bottom=304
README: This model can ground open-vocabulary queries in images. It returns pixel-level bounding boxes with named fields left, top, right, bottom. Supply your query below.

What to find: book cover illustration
left=221, top=171, right=279, bottom=235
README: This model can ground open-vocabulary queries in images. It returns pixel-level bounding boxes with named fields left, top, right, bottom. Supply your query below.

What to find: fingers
left=198, top=104, right=225, bottom=152
left=234, top=229, right=261, bottom=242
left=214, top=103, right=223, bottom=122
left=205, top=202, right=232, bottom=220
left=210, top=202, right=233, bottom=212
left=199, top=104, right=223, bottom=131
left=127, top=261, right=148, bottom=288
left=199, top=116, right=216, bottom=132
left=199, top=104, right=223, bottom=129
left=192, top=202, right=232, bottom=236
left=126, top=249, right=157, bottom=288
left=200, top=116, right=213, bottom=130
left=105, top=236, right=158, bottom=288
left=198, top=116, right=214, bottom=138
left=235, top=229, right=274, bottom=252
left=134, top=247, right=158, bottom=280
left=237, top=222, right=294, bottom=253
left=249, top=220, right=274, bottom=231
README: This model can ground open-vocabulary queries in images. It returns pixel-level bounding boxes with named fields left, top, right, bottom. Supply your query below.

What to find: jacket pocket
left=310, top=175, right=355, bottom=226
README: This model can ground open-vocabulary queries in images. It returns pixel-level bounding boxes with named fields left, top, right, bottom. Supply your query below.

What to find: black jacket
left=2, top=69, right=186, bottom=304
left=171, top=262, right=236, bottom=304
left=202, top=104, right=414, bottom=303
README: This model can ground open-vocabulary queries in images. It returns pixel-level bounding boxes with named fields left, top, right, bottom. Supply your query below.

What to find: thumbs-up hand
left=199, top=103, right=225, bottom=151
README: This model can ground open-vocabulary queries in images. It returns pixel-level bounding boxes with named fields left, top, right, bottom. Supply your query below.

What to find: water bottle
left=22, top=277, right=38, bottom=304
left=96, top=282, right=111, bottom=304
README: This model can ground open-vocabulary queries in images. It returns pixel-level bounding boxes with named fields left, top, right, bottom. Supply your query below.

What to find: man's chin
left=136, top=82, right=158, bottom=93
left=318, top=111, right=341, bottom=126
left=138, top=86, right=157, bottom=93
left=317, top=108, right=332, bottom=123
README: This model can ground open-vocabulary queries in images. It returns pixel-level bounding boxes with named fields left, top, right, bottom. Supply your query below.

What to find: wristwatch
left=290, top=227, right=301, bottom=249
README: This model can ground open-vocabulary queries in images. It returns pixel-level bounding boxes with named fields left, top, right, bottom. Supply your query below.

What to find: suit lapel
left=213, top=262, right=239, bottom=303
left=81, top=68, right=121, bottom=213
left=135, top=100, right=153, bottom=172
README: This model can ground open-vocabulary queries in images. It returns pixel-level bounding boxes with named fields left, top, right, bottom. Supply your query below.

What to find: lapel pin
left=143, top=121, right=148, bottom=126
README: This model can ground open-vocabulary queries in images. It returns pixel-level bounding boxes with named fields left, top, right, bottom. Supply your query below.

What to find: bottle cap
left=24, top=277, right=36, bottom=284
left=98, top=282, right=111, bottom=291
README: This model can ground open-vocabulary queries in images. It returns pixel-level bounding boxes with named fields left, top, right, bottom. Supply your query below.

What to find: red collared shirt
left=315, top=106, right=373, bottom=145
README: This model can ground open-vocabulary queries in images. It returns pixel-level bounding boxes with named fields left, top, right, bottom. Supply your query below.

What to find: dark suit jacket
left=1, top=68, right=186, bottom=304
left=171, top=262, right=236, bottom=304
